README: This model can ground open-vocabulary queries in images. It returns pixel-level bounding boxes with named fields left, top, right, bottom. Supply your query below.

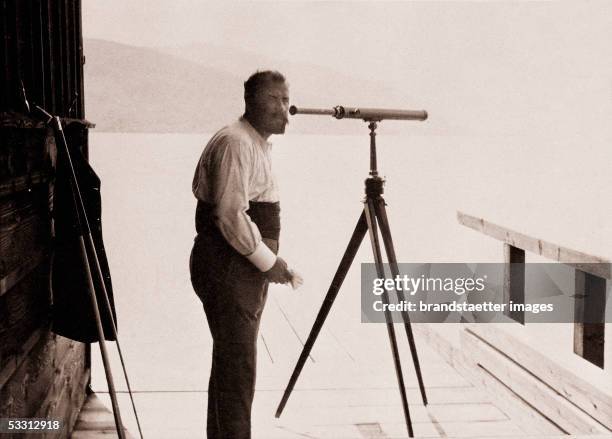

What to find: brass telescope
left=289, top=105, right=427, bottom=122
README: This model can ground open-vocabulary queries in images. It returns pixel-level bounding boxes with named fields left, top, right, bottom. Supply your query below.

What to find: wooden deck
left=72, top=393, right=134, bottom=439
left=79, top=283, right=610, bottom=438
left=79, top=211, right=611, bottom=438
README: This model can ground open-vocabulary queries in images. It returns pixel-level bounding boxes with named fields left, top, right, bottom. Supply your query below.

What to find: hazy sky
left=83, top=1, right=612, bottom=137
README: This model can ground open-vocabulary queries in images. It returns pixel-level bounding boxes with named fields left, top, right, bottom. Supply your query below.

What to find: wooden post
left=504, top=243, right=525, bottom=324
left=574, top=269, right=606, bottom=368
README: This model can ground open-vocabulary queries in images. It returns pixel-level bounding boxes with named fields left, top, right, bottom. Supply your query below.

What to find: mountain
left=84, top=39, right=244, bottom=132
left=83, top=39, right=431, bottom=134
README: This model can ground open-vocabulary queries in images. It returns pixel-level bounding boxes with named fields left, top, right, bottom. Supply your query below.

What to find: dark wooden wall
left=1, top=0, right=85, bottom=119
left=1, top=1, right=90, bottom=437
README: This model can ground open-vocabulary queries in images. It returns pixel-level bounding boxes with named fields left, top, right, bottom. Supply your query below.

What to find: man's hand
left=288, top=269, right=304, bottom=290
left=264, top=257, right=292, bottom=284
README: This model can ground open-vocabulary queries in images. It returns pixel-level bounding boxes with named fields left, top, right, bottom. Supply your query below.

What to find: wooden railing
left=457, top=211, right=610, bottom=368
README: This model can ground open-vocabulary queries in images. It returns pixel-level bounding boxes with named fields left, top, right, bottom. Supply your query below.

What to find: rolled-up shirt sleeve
left=211, top=138, right=277, bottom=271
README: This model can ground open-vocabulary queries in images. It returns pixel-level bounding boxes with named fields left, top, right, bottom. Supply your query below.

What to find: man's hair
left=244, top=70, right=286, bottom=101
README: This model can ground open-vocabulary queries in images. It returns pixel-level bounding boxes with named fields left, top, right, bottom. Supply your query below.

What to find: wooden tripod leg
left=53, top=117, right=126, bottom=439
left=275, top=211, right=369, bottom=418
left=54, top=115, right=143, bottom=438
left=83, top=230, right=144, bottom=438
left=76, top=235, right=126, bottom=439
left=83, top=232, right=144, bottom=439
left=365, top=200, right=414, bottom=438
left=373, top=197, right=428, bottom=406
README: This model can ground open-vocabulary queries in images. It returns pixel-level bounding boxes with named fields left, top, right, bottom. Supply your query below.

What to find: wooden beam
left=0, top=112, right=95, bottom=128
left=1, top=1, right=10, bottom=106
left=504, top=243, right=525, bottom=324
left=76, top=0, right=84, bottom=120
left=0, top=170, right=52, bottom=198
left=13, top=1, right=23, bottom=96
left=23, top=0, right=36, bottom=106
left=50, top=0, right=64, bottom=114
left=463, top=328, right=611, bottom=434
left=43, top=0, right=55, bottom=112
left=64, top=0, right=74, bottom=116
left=467, top=324, right=612, bottom=429
left=36, top=0, right=47, bottom=108
left=0, top=250, right=45, bottom=296
left=2, top=0, right=16, bottom=111
left=0, top=328, right=43, bottom=390
left=0, top=184, right=51, bottom=296
left=33, top=341, right=87, bottom=418
left=412, top=324, right=564, bottom=436
left=574, top=270, right=606, bottom=368
left=457, top=211, right=611, bottom=279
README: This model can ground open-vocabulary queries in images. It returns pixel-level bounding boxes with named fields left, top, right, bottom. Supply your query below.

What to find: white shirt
left=192, top=117, right=279, bottom=270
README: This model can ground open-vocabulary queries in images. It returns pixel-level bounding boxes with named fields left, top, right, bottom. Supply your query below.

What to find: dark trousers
left=190, top=233, right=278, bottom=439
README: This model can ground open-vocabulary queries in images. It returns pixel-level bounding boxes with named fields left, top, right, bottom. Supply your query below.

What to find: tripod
left=34, top=106, right=144, bottom=439
left=275, top=120, right=428, bottom=438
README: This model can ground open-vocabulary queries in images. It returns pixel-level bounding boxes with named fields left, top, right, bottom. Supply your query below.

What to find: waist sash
left=190, top=201, right=281, bottom=296
left=195, top=201, right=281, bottom=241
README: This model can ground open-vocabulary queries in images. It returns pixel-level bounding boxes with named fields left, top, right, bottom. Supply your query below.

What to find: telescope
left=289, top=105, right=427, bottom=122
left=277, top=103, right=430, bottom=438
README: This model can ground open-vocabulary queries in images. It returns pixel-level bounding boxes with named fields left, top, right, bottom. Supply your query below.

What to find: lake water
left=87, top=130, right=610, bottom=433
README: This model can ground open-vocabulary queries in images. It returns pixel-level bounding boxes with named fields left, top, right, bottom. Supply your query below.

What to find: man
left=189, top=70, right=300, bottom=438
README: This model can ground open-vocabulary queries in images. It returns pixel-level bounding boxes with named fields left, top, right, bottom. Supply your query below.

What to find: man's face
left=249, top=81, right=290, bottom=136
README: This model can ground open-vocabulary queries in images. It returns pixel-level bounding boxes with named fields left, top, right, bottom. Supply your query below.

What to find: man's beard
left=268, top=118, right=288, bottom=134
